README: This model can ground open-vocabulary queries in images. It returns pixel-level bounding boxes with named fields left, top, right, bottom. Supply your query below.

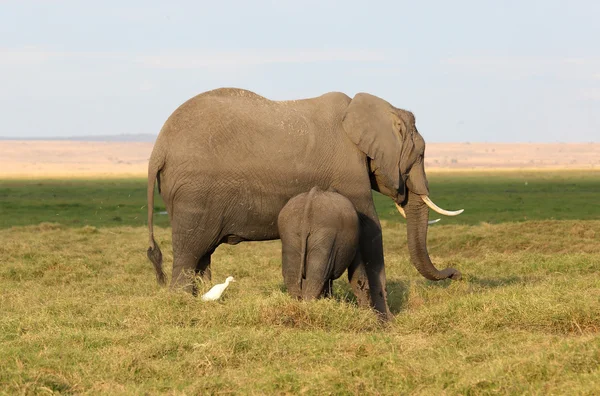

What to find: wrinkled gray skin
left=278, top=186, right=360, bottom=300
left=147, top=88, right=461, bottom=320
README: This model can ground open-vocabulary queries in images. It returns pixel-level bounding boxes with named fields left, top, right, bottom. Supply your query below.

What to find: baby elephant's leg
left=302, top=244, right=334, bottom=301
left=281, top=242, right=302, bottom=299
left=321, top=279, right=333, bottom=298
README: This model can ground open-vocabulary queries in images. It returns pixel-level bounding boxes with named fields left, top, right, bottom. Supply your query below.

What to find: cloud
left=578, top=88, right=600, bottom=101
left=0, top=48, right=57, bottom=66
left=139, top=80, right=155, bottom=92
left=0, top=48, right=388, bottom=70
left=135, top=49, right=388, bottom=69
left=344, top=66, right=405, bottom=77
left=442, top=55, right=600, bottom=80
left=0, top=48, right=126, bottom=67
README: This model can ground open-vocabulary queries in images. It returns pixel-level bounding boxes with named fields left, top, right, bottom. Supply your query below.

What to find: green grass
left=0, top=178, right=169, bottom=229
left=375, top=170, right=600, bottom=224
left=1, top=171, right=600, bottom=394
left=1, top=170, right=599, bottom=229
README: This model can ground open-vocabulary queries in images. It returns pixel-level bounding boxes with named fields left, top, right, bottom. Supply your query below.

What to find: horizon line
left=0, top=135, right=597, bottom=145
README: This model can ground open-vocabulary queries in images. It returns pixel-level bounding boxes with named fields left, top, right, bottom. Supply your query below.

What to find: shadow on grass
left=386, top=276, right=525, bottom=314
left=278, top=281, right=360, bottom=306
left=315, top=280, right=410, bottom=315
left=415, top=274, right=524, bottom=290
left=332, top=282, right=358, bottom=305
left=276, top=275, right=524, bottom=315
left=466, top=275, right=524, bottom=288
left=386, top=280, right=410, bottom=314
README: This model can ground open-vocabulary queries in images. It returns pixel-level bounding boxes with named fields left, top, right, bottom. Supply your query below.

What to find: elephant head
left=342, top=93, right=463, bottom=281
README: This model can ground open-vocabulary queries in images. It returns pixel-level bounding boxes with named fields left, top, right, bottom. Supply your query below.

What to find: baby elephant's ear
left=342, top=93, right=402, bottom=194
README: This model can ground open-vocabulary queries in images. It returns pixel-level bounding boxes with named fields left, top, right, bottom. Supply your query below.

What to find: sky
left=1, top=0, right=599, bottom=142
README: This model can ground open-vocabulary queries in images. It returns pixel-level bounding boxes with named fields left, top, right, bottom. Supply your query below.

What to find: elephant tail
left=299, top=186, right=319, bottom=291
left=147, top=147, right=166, bottom=286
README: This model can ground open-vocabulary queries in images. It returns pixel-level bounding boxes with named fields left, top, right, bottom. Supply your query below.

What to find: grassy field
left=1, top=171, right=599, bottom=394
left=1, top=170, right=599, bottom=229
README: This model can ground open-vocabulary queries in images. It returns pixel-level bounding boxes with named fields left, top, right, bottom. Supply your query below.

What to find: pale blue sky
left=1, top=0, right=599, bottom=142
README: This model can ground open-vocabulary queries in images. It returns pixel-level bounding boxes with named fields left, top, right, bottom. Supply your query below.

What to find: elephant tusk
left=396, top=202, right=441, bottom=225
left=394, top=203, right=406, bottom=218
left=420, top=195, right=464, bottom=216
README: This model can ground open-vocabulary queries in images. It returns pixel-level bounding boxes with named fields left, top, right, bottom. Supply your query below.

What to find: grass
left=375, top=170, right=600, bottom=225
left=1, top=170, right=600, bottom=394
left=0, top=179, right=169, bottom=229
left=1, top=170, right=599, bottom=229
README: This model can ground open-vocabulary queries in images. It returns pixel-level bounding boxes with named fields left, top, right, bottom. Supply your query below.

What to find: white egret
left=201, top=276, right=236, bottom=301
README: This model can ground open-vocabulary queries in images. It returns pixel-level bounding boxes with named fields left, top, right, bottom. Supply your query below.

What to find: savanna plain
left=1, top=171, right=600, bottom=394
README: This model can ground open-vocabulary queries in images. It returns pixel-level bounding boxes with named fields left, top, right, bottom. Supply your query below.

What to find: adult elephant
left=146, top=88, right=463, bottom=319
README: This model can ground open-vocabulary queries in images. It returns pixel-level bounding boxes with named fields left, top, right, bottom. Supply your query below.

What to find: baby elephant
left=277, top=186, right=360, bottom=300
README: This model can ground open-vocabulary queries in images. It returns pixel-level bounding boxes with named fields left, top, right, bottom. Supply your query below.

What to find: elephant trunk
left=405, top=191, right=461, bottom=281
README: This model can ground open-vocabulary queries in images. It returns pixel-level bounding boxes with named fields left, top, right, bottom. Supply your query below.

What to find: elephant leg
left=301, top=244, right=333, bottom=301
left=171, top=249, right=204, bottom=293
left=195, top=249, right=215, bottom=282
left=170, top=211, right=220, bottom=294
left=192, top=249, right=216, bottom=295
left=362, top=216, right=391, bottom=320
left=321, top=279, right=332, bottom=298
left=350, top=210, right=392, bottom=320
left=347, top=252, right=371, bottom=308
left=281, top=243, right=302, bottom=299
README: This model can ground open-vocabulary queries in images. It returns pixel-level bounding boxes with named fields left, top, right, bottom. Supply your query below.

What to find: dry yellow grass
left=1, top=141, right=598, bottom=179
left=1, top=149, right=599, bottom=393
left=0, top=140, right=151, bottom=178
left=1, top=220, right=599, bottom=394
left=424, top=142, right=600, bottom=170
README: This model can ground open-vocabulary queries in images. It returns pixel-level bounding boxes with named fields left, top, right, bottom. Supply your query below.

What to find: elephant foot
left=169, top=268, right=198, bottom=295
left=378, top=309, right=394, bottom=322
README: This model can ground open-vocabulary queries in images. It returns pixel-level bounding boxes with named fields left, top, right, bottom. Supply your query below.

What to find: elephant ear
left=342, top=93, right=403, bottom=196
